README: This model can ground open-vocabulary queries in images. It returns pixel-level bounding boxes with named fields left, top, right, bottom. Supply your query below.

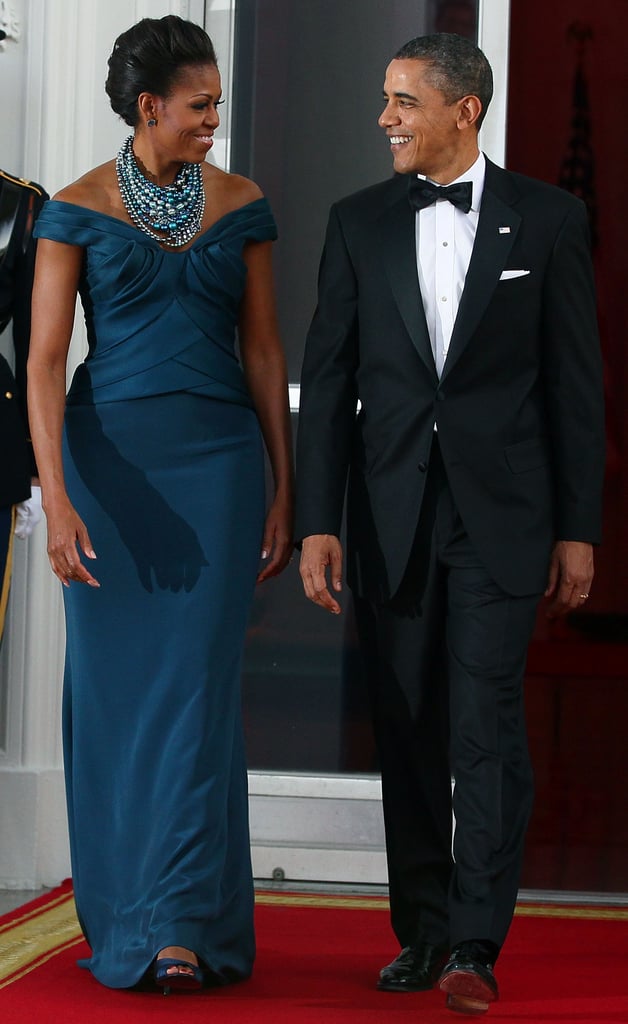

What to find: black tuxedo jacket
left=0, top=170, right=47, bottom=508
left=296, top=158, right=605, bottom=600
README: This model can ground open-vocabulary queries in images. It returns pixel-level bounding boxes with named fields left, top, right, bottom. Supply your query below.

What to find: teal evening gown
left=34, top=199, right=276, bottom=989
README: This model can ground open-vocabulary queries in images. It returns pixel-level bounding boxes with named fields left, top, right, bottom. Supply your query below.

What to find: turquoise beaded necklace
left=116, top=135, right=205, bottom=248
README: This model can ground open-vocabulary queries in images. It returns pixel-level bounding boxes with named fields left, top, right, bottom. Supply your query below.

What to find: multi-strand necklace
left=116, top=135, right=205, bottom=248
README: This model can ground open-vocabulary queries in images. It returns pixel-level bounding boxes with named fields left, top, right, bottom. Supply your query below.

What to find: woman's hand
left=257, top=492, right=294, bottom=583
left=45, top=496, right=100, bottom=588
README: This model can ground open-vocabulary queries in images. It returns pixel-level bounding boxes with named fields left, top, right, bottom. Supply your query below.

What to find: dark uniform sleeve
left=0, top=170, right=49, bottom=482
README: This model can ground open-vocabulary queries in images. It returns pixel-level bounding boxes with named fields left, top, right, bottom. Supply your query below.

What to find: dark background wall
left=507, top=0, right=628, bottom=891
left=507, top=0, right=628, bottom=619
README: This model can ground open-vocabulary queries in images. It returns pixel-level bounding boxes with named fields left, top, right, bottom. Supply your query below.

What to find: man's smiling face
left=378, top=58, right=473, bottom=183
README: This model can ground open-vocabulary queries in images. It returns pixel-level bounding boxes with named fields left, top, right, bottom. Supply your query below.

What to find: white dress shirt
left=415, top=152, right=486, bottom=378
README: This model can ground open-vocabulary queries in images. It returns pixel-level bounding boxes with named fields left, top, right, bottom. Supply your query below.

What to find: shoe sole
left=439, top=969, right=497, bottom=1015
left=156, top=978, right=203, bottom=995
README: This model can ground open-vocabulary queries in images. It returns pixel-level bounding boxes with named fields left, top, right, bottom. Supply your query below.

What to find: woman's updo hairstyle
left=105, top=15, right=217, bottom=127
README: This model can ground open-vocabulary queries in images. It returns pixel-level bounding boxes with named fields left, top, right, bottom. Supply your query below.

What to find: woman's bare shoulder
left=202, top=164, right=264, bottom=213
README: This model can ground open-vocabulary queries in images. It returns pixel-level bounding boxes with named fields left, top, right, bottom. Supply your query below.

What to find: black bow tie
left=408, top=177, right=473, bottom=214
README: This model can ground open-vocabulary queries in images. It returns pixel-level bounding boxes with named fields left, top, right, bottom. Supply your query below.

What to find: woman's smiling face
left=148, top=63, right=223, bottom=163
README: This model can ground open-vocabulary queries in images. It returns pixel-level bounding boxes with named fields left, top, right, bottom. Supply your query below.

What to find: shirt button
left=442, top=241, right=449, bottom=247
left=441, top=296, right=447, bottom=302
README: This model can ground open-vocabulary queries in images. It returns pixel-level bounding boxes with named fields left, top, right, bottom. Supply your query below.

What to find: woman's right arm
left=27, top=238, right=100, bottom=587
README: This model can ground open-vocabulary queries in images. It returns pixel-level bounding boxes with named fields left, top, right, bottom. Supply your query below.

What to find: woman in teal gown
left=28, top=17, right=293, bottom=992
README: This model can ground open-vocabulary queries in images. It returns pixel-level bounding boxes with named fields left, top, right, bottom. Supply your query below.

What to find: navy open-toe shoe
left=153, top=957, right=203, bottom=995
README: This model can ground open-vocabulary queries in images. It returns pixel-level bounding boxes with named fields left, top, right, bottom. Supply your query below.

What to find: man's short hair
left=394, top=33, right=493, bottom=128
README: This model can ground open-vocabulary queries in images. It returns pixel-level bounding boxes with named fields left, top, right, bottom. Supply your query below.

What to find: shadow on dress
left=65, top=399, right=209, bottom=594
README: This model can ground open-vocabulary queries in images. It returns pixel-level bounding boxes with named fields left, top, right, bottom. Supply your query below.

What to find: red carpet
left=1, top=881, right=628, bottom=1022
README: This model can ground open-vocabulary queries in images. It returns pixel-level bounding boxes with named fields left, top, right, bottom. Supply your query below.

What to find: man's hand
left=545, top=540, right=594, bottom=617
left=299, top=534, right=343, bottom=614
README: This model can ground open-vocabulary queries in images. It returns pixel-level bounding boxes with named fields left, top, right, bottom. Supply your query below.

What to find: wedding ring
left=579, top=593, right=589, bottom=599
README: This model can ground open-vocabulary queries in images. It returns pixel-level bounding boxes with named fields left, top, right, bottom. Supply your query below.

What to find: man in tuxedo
left=0, top=169, right=47, bottom=641
left=296, top=34, right=604, bottom=1015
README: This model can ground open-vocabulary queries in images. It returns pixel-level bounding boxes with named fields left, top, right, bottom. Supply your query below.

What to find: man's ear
left=457, top=94, right=483, bottom=130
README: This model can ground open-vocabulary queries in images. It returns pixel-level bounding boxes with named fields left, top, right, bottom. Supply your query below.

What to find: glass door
left=205, top=0, right=510, bottom=883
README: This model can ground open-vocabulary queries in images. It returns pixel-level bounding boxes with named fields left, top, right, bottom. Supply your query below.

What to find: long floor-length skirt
left=61, top=391, right=264, bottom=989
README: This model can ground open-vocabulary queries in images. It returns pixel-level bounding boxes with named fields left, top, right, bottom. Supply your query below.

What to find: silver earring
left=147, top=118, right=157, bottom=127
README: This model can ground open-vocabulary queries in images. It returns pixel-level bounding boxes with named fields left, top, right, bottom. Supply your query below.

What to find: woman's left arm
left=239, top=239, right=294, bottom=581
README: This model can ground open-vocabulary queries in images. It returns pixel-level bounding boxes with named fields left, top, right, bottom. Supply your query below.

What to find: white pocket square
left=499, top=269, right=530, bottom=280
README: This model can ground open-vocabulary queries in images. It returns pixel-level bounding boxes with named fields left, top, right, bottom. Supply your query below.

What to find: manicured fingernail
left=261, top=549, right=269, bottom=559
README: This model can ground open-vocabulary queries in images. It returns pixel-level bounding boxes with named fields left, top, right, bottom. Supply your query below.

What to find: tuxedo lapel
left=441, top=164, right=521, bottom=382
left=378, top=189, right=437, bottom=379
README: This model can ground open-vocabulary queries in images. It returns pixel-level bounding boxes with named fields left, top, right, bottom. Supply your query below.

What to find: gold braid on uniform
left=0, top=169, right=46, bottom=197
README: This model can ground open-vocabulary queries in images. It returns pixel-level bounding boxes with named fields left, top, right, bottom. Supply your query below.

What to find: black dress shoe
left=438, top=940, right=499, bottom=1014
left=378, top=942, right=448, bottom=992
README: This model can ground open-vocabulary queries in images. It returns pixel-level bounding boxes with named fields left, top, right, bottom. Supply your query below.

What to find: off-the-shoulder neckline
left=42, top=197, right=271, bottom=252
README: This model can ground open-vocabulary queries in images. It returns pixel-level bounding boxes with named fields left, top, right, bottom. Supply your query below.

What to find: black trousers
left=355, top=438, right=540, bottom=952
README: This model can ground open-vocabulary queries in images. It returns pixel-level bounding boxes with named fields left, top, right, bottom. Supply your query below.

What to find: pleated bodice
left=34, top=198, right=277, bottom=405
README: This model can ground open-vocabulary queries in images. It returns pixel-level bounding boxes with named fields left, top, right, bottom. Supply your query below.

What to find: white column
left=478, top=0, right=511, bottom=167
left=0, top=0, right=199, bottom=889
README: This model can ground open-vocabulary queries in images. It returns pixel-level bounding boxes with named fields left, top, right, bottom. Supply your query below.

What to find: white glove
left=14, top=485, right=43, bottom=539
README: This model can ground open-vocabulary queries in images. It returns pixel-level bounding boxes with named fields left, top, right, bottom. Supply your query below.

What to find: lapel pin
left=499, top=226, right=511, bottom=234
